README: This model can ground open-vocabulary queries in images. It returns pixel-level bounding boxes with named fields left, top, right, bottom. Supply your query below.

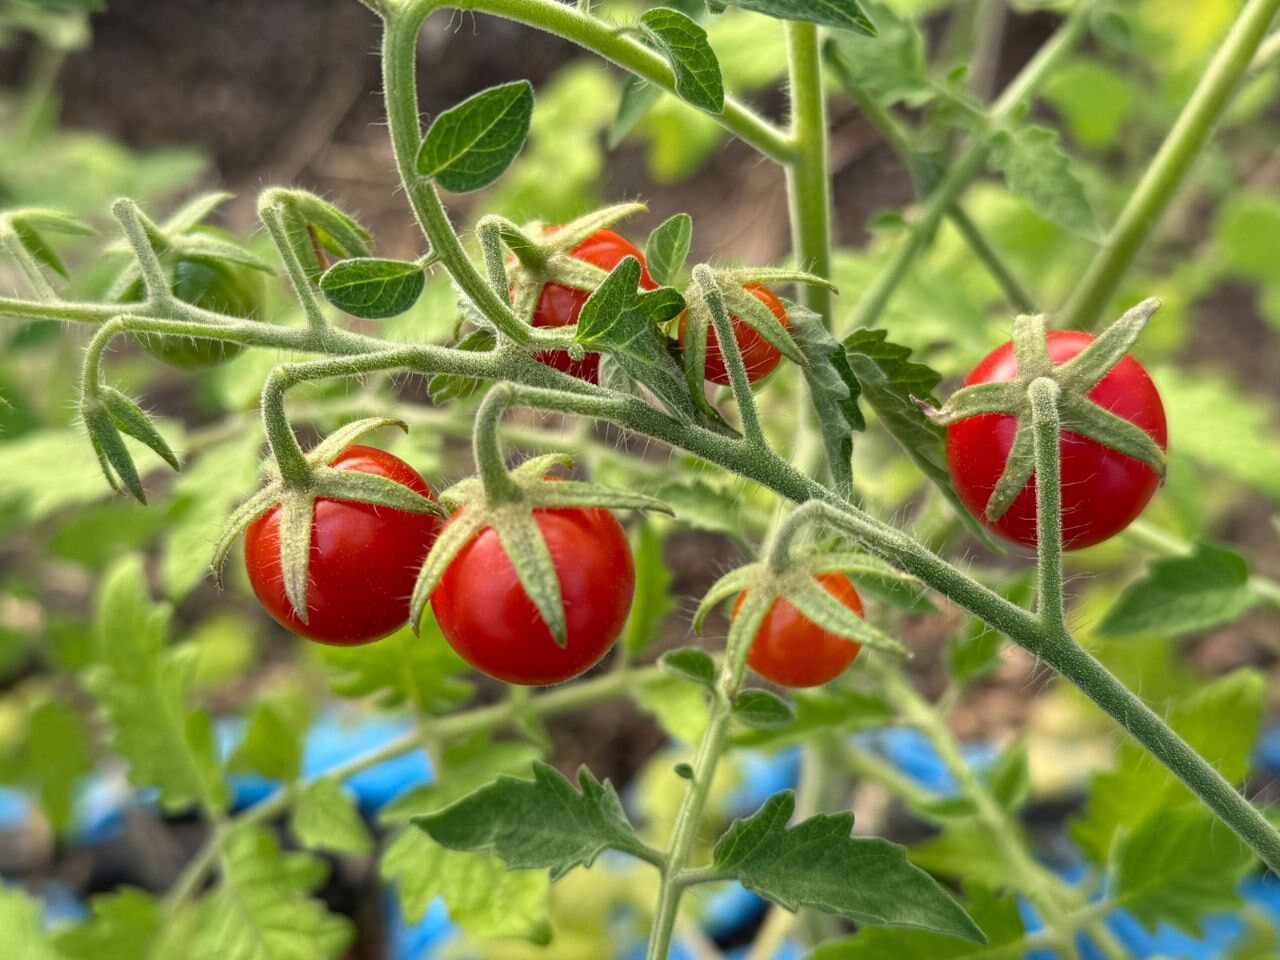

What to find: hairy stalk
left=646, top=600, right=762, bottom=960
left=1030, top=377, right=1066, bottom=632
left=848, top=5, right=1089, bottom=330
left=784, top=21, right=834, bottom=323
left=1060, top=0, right=1280, bottom=330
left=1126, top=520, right=1280, bottom=612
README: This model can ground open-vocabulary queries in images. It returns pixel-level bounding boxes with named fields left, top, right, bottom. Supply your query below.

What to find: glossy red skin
left=530, top=229, right=657, bottom=383
left=947, top=331, right=1168, bottom=550
left=735, top=573, right=864, bottom=688
left=244, top=446, right=441, bottom=646
left=431, top=505, right=636, bottom=685
left=679, top=284, right=788, bottom=386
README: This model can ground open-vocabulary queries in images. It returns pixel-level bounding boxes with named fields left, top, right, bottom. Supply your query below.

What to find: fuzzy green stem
left=111, top=198, right=173, bottom=304
left=1059, top=0, right=1280, bottom=330
left=472, top=384, right=528, bottom=502
left=1029, top=377, right=1066, bottom=633
left=261, top=203, right=330, bottom=336
left=784, top=22, right=833, bottom=323
left=646, top=626, right=753, bottom=960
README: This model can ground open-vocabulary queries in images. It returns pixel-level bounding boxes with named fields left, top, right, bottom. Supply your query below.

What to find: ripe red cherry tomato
left=735, top=573, right=864, bottom=688
left=946, top=331, right=1168, bottom=550
left=431, top=505, right=635, bottom=685
left=679, top=284, right=789, bottom=386
left=530, top=229, right=657, bottom=383
left=244, top=445, right=440, bottom=646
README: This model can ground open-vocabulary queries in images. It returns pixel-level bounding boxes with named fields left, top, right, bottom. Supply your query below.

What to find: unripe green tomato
left=121, top=257, right=261, bottom=369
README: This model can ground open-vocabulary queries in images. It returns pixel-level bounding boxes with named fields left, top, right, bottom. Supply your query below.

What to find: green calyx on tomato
left=408, top=451, right=671, bottom=686
left=928, top=298, right=1168, bottom=550
left=675, top=265, right=829, bottom=389
left=693, top=551, right=913, bottom=688
left=479, top=204, right=656, bottom=384
left=214, top=418, right=445, bottom=643
left=120, top=255, right=263, bottom=368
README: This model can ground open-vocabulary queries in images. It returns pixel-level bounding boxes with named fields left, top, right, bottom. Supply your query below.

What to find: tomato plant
left=432, top=504, right=635, bottom=684
left=244, top=445, right=441, bottom=645
left=737, top=572, right=863, bottom=687
left=4, top=0, right=1280, bottom=957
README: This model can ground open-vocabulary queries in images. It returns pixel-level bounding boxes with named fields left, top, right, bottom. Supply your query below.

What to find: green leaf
left=54, top=889, right=163, bottom=960
left=229, top=701, right=304, bottom=784
left=1111, top=808, right=1252, bottom=934
left=1215, top=193, right=1280, bottom=283
left=609, top=76, right=663, bottom=149
left=732, top=689, right=795, bottom=729
left=809, top=888, right=1024, bottom=958
left=733, top=687, right=893, bottom=749
left=417, top=80, right=534, bottom=192
left=1042, top=58, right=1136, bottom=150
left=791, top=303, right=862, bottom=497
left=319, top=258, right=426, bottom=319
left=318, top=619, right=473, bottom=715
left=427, top=328, right=496, bottom=403
left=645, top=213, right=693, bottom=286
left=907, top=821, right=1012, bottom=890
left=0, top=886, right=63, bottom=960
left=1156, top=367, right=1280, bottom=500
left=1072, top=670, right=1265, bottom=864
left=195, top=828, right=351, bottom=960
left=623, top=522, right=674, bottom=655
left=823, top=2, right=930, bottom=107
left=575, top=257, right=695, bottom=420
left=632, top=672, right=711, bottom=743
left=712, top=791, right=983, bottom=940
left=1100, top=542, right=1256, bottom=638
left=988, top=125, right=1098, bottom=238
left=291, top=780, right=372, bottom=856
left=844, top=330, right=978, bottom=534
left=640, top=8, right=724, bottom=113
left=89, top=557, right=228, bottom=813
left=660, top=646, right=717, bottom=689
left=725, top=0, right=874, bottom=32
left=381, top=827, right=551, bottom=942
left=415, top=762, right=651, bottom=879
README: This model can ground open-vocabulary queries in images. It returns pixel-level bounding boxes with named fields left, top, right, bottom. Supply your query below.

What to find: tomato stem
left=1059, top=0, right=1280, bottom=331
left=1029, top=377, right=1067, bottom=633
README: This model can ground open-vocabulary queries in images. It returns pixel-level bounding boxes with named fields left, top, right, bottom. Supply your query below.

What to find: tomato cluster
left=531, top=229, right=790, bottom=387
left=243, top=446, right=637, bottom=685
